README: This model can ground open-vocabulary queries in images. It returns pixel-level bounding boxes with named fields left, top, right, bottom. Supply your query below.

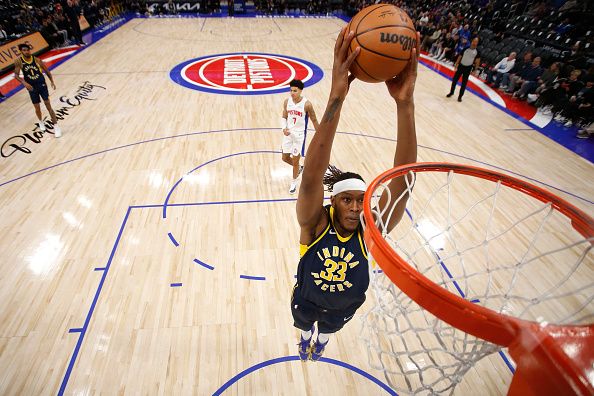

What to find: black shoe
left=458, top=97, right=462, bottom=102
left=576, top=130, right=592, bottom=139
left=446, top=93, right=453, bottom=98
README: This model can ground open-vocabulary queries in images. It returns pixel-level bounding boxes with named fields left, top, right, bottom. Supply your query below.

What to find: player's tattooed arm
left=306, top=101, right=320, bottom=131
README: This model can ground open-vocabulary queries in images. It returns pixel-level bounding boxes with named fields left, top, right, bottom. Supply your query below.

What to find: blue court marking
left=209, top=29, right=273, bottom=38
left=301, top=114, right=309, bottom=157
left=68, top=328, right=83, bottom=333
left=212, top=355, right=397, bottom=395
left=0, top=128, right=276, bottom=188
left=59, top=206, right=132, bottom=395
left=194, top=258, right=215, bottom=270
left=135, top=196, right=333, bottom=209
left=93, top=267, right=106, bottom=271
left=407, top=210, right=467, bottom=298
left=2, top=127, right=591, bottom=206
left=133, top=197, right=298, bottom=209
left=162, top=150, right=280, bottom=219
left=157, top=145, right=588, bottom=288
left=344, top=131, right=593, bottom=204
left=167, top=232, right=179, bottom=247
left=404, top=209, right=515, bottom=373
left=335, top=14, right=350, bottom=23
left=498, top=351, right=516, bottom=373
left=169, top=52, right=324, bottom=95
left=239, top=275, right=266, bottom=281
left=58, top=196, right=519, bottom=394
left=438, top=256, right=466, bottom=297
left=170, top=283, right=183, bottom=287
left=272, top=19, right=282, bottom=31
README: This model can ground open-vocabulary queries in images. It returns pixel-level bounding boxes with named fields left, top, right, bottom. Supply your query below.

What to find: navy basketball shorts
left=29, top=82, right=49, bottom=104
left=291, top=288, right=357, bottom=334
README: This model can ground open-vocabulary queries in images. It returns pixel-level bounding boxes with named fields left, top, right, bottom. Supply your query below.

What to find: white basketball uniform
left=282, top=96, right=309, bottom=157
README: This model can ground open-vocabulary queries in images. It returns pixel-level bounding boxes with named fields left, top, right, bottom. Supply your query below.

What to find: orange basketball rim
left=362, top=162, right=594, bottom=396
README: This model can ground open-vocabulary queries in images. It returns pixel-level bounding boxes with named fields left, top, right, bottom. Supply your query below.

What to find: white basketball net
left=361, top=169, right=594, bottom=395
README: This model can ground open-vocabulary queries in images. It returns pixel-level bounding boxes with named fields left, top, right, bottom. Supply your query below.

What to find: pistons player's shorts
left=281, top=130, right=305, bottom=157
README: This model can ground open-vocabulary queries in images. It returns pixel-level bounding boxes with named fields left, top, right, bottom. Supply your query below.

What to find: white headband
left=332, top=178, right=367, bottom=196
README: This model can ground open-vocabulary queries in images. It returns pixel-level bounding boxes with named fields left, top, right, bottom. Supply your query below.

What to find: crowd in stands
left=410, top=0, right=593, bottom=137
left=0, top=0, right=117, bottom=47
left=352, top=0, right=593, bottom=137
left=1, top=0, right=592, bottom=137
left=257, top=0, right=594, bottom=136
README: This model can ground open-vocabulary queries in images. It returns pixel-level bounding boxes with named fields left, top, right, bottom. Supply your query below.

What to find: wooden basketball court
left=0, top=16, right=592, bottom=395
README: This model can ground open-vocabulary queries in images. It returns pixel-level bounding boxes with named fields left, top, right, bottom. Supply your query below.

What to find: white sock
left=291, top=178, right=297, bottom=185
left=301, top=329, right=312, bottom=340
left=317, top=332, right=330, bottom=344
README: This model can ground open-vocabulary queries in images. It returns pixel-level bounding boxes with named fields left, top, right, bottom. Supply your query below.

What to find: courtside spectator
left=499, top=52, right=532, bottom=91
left=508, top=57, right=544, bottom=97
left=527, top=62, right=561, bottom=103
left=487, top=52, right=516, bottom=88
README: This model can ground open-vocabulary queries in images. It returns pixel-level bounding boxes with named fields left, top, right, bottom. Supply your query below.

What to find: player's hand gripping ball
left=347, top=4, right=417, bottom=83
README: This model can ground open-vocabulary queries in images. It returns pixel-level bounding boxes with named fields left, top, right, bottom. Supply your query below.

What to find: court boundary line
left=3, top=15, right=590, bottom=162
left=58, top=206, right=132, bottom=395
left=57, top=198, right=398, bottom=394
left=58, top=196, right=517, bottom=395
left=212, top=355, right=397, bottom=395
left=2, top=128, right=590, bottom=205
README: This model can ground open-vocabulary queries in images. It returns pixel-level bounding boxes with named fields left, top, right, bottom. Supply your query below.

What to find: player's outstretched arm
left=296, top=27, right=359, bottom=238
left=305, top=101, right=319, bottom=132
left=380, top=32, right=419, bottom=233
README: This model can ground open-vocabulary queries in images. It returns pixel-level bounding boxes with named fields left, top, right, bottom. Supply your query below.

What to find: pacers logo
left=169, top=53, right=323, bottom=95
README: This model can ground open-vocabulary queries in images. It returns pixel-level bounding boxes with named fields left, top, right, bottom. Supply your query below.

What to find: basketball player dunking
left=292, top=29, right=420, bottom=361
left=13, top=43, right=62, bottom=137
left=281, top=79, right=319, bottom=194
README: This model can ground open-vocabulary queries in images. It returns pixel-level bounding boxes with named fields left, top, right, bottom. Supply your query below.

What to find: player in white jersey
left=281, top=79, right=319, bottom=194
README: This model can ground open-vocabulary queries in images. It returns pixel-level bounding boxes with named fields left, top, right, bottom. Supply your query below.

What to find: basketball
left=347, top=4, right=417, bottom=83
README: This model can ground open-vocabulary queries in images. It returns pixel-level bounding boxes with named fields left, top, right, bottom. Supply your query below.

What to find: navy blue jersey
left=295, top=205, right=369, bottom=313
left=20, top=56, right=45, bottom=86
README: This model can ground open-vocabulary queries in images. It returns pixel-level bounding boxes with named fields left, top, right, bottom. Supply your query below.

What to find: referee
left=447, top=37, right=480, bottom=102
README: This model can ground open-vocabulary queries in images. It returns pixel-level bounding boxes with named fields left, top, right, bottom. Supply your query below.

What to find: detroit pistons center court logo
left=169, top=53, right=323, bottom=95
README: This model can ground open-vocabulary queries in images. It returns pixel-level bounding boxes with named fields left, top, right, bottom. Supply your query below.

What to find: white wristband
left=280, top=117, right=287, bottom=129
